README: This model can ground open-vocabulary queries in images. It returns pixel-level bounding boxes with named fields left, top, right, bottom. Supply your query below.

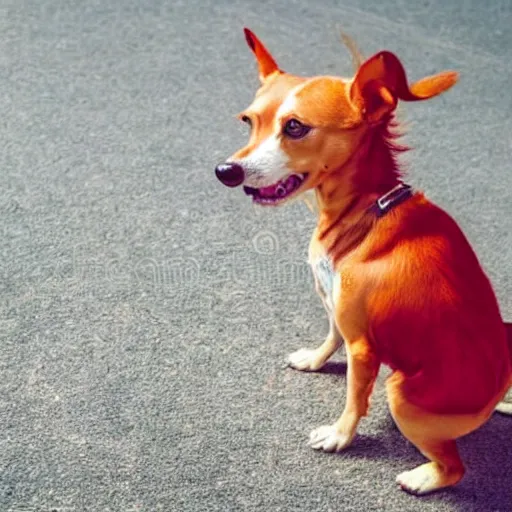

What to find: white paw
left=287, top=348, right=324, bottom=371
left=396, top=465, right=438, bottom=495
left=397, top=462, right=464, bottom=495
left=308, top=424, right=354, bottom=452
left=495, top=401, right=512, bottom=415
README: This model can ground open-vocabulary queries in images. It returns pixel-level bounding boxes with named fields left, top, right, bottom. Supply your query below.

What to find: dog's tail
left=495, top=322, right=512, bottom=415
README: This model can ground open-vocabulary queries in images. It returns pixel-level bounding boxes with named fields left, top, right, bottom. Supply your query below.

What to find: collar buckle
left=373, top=183, right=414, bottom=217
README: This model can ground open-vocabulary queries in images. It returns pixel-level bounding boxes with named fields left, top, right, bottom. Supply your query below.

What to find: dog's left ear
left=244, top=28, right=281, bottom=82
left=350, top=51, right=458, bottom=123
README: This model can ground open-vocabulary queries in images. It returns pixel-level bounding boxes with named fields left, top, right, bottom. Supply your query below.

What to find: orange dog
left=215, top=29, right=512, bottom=494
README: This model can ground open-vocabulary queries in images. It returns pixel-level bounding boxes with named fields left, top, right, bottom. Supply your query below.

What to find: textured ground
left=1, top=1, right=511, bottom=511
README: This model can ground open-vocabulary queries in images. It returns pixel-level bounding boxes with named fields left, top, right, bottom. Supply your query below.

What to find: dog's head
left=215, top=28, right=458, bottom=206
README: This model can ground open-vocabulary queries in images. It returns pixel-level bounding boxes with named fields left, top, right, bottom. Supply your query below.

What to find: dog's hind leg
left=386, top=371, right=491, bottom=495
left=396, top=439, right=465, bottom=495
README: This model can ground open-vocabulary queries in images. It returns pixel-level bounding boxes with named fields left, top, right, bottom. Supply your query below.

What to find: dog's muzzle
left=215, top=162, right=245, bottom=187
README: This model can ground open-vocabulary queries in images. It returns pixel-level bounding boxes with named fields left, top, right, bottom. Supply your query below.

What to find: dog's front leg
left=309, top=337, right=380, bottom=452
left=288, top=312, right=343, bottom=371
left=288, top=271, right=343, bottom=371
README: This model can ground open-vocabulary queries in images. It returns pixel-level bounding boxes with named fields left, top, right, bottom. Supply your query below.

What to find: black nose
left=215, top=162, right=245, bottom=187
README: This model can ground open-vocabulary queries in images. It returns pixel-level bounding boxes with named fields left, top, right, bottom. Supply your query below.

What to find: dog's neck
left=314, top=122, right=404, bottom=262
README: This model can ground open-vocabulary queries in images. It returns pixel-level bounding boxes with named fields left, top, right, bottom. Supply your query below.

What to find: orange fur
left=218, top=29, right=512, bottom=495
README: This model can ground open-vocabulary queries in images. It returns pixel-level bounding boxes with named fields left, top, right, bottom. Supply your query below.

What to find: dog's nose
left=215, top=162, right=245, bottom=187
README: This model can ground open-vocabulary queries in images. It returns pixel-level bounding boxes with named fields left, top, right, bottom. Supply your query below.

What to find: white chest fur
left=310, top=254, right=336, bottom=312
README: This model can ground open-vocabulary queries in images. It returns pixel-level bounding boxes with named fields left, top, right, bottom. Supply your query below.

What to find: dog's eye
left=283, top=118, right=311, bottom=139
left=241, top=115, right=252, bottom=128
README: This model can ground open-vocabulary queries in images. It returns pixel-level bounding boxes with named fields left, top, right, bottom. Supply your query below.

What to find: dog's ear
left=350, top=51, right=458, bottom=123
left=244, top=28, right=280, bottom=82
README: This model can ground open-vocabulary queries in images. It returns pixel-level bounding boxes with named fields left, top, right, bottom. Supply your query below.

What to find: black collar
left=369, top=183, right=414, bottom=218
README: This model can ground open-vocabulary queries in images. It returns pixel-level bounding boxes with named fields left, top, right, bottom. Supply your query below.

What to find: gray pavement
left=1, top=1, right=511, bottom=511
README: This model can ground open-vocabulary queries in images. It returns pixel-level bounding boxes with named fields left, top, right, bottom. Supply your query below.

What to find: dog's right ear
left=244, top=28, right=280, bottom=82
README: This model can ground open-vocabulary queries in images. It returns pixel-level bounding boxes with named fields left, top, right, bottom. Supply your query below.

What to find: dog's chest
left=311, top=254, right=336, bottom=310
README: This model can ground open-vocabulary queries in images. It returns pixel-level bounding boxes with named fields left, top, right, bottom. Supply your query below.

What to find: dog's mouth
left=243, top=173, right=309, bottom=205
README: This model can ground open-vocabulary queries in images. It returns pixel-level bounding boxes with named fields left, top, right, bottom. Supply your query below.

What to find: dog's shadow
left=317, top=360, right=348, bottom=376
left=445, top=414, right=512, bottom=512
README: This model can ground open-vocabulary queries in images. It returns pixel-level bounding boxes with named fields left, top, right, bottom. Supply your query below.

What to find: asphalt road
left=1, top=1, right=511, bottom=511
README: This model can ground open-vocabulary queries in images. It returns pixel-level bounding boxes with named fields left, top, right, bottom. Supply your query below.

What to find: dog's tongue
left=259, top=184, right=280, bottom=197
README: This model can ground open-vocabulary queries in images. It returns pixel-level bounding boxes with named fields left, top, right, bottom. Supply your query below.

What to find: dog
left=214, top=28, right=512, bottom=495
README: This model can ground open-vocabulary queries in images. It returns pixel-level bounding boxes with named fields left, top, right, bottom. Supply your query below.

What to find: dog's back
left=359, top=195, right=511, bottom=415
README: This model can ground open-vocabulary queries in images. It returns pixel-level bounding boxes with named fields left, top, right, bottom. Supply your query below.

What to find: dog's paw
left=396, top=466, right=438, bottom=495
left=396, top=462, right=463, bottom=495
left=287, top=348, right=324, bottom=371
left=308, top=424, right=354, bottom=452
